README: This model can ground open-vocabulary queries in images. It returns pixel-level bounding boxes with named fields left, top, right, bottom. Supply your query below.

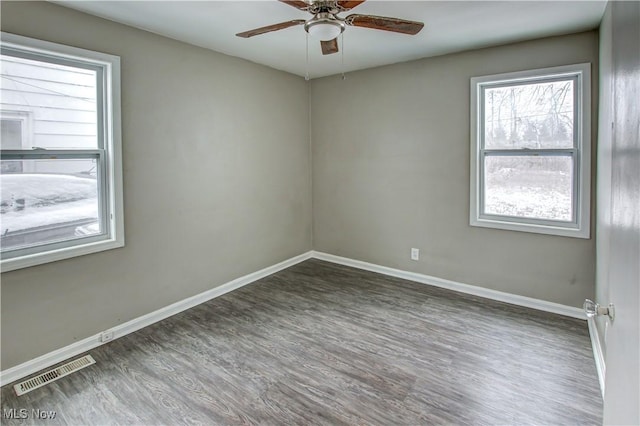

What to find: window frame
left=0, top=32, right=124, bottom=272
left=469, top=63, right=591, bottom=239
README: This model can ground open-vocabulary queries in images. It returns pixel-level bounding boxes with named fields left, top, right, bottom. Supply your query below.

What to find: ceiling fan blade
left=321, top=38, right=339, bottom=55
left=278, top=0, right=312, bottom=11
left=236, top=20, right=306, bottom=38
left=337, top=1, right=366, bottom=11
left=345, top=14, right=424, bottom=35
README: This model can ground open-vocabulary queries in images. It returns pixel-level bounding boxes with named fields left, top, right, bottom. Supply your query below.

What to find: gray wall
left=0, top=2, right=312, bottom=370
left=311, top=32, right=598, bottom=307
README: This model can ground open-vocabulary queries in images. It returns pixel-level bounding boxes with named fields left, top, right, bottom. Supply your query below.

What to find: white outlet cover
left=100, top=331, right=114, bottom=342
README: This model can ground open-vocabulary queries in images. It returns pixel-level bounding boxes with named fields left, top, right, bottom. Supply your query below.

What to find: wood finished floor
left=1, top=259, right=602, bottom=425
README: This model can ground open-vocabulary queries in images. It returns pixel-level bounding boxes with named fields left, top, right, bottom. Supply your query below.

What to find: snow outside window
left=0, top=33, right=124, bottom=271
left=470, top=64, right=591, bottom=238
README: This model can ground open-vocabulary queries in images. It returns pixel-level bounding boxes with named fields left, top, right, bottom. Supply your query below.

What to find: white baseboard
left=1, top=249, right=585, bottom=386
left=311, top=251, right=585, bottom=320
left=0, top=251, right=313, bottom=386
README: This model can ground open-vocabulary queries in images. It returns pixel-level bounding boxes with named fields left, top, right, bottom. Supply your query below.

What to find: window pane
left=484, top=155, right=573, bottom=221
left=484, top=79, right=574, bottom=149
left=0, top=158, right=101, bottom=252
left=0, top=54, right=98, bottom=149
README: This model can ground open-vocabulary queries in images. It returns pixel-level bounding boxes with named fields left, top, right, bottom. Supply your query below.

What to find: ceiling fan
left=236, top=0, right=424, bottom=55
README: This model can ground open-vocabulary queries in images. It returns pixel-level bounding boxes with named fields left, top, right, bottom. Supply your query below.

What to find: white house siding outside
left=1, top=54, right=100, bottom=252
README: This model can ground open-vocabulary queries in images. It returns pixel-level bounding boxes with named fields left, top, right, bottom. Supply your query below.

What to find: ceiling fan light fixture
left=305, top=18, right=345, bottom=41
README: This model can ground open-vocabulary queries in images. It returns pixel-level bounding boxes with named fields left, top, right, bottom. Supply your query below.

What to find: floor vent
left=14, top=355, right=96, bottom=396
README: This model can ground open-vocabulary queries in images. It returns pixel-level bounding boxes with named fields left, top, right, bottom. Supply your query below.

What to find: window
left=1, top=111, right=32, bottom=149
left=1, top=111, right=33, bottom=173
left=1, top=32, right=123, bottom=271
left=470, top=64, right=591, bottom=238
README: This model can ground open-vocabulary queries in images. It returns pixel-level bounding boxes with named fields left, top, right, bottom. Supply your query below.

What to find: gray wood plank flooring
left=1, top=259, right=602, bottom=425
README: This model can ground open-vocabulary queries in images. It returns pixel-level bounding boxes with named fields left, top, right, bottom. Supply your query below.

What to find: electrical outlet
left=411, top=248, right=419, bottom=261
left=100, top=330, right=114, bottom=343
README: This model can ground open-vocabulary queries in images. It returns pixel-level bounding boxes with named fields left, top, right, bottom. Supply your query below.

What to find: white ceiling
left=54, top=1, right=606, bottom=79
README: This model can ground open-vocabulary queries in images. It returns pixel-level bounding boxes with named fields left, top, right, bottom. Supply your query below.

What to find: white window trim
left=469, top=63, right=591, bottom=239
left=0, top=32, right=124, bottom=272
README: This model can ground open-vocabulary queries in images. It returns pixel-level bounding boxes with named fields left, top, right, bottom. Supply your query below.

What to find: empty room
left=0, top=1, right=638, bottom=425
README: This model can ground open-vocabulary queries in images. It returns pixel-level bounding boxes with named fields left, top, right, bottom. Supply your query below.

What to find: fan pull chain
left=305, top=32, right=310, bottom=81
left=341, top=33, right=345, bottom=80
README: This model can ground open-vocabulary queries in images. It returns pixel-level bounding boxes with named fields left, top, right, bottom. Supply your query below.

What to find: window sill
left=470, top=217, right=590, bottom=239
left=1, top=238, right=124, bottom=273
